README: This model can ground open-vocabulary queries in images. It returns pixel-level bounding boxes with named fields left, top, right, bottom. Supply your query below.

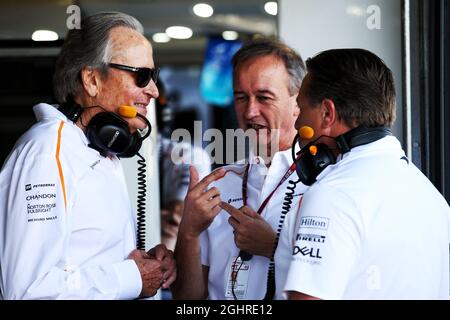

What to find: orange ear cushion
left=299, top=126, right=314, bottom=139
left=118, top=105, right=137, bottom=118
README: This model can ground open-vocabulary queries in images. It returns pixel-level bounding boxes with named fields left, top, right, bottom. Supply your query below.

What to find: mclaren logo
left=107, top=131, right=120, bottom=148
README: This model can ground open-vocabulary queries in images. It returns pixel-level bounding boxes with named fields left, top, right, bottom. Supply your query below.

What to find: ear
left=320, top=98, right=337, bottom=129
left=80, top=67, right=101, bottom=98
left=293, top=97, right=300, bottom=118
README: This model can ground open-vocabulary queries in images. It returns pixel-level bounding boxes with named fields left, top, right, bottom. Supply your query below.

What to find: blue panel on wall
left=200, top=37, right=242, bottom=107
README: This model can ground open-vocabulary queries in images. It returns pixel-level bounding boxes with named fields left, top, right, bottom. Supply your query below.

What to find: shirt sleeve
left=283, top=183, right=363, bottom=300
left=0, top=152, right=142, bottom=300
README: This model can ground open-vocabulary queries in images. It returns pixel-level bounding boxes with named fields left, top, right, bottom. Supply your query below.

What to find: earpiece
left=292, top=126, right=392, bottom=186
left=298, top=126, right=314, bottom=139
left=58, top=101, right=151, bottom=158
left=119, top=105, right=138, bottom=118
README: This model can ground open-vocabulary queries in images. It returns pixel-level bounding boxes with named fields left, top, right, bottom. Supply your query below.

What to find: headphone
left=292, top=126, right=392, bottom=186
left=58, top=100, right=152, bottom=158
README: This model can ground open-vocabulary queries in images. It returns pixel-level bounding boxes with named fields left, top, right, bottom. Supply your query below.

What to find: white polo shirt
left=0, top=103, right=142, bottom=299
left=284, top=136, right=450, bottom=299
left=200, top=150, right=308, bottom=300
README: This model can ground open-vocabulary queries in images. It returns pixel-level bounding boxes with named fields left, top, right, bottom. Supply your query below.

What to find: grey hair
left=232, top=37, right=306, bottom=95
left=53, top=11, right=144, bottom=104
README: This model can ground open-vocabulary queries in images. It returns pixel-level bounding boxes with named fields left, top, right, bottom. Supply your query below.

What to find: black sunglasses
left=108, top=63, right=159, bottom=88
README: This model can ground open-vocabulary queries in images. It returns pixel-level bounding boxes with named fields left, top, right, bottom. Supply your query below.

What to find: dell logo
left=293, top=246, right=322, bottom=259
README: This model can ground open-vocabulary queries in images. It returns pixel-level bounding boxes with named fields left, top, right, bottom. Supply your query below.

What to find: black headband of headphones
left=292, top=126, right=392, bottom=186
left=58, top=100, right=83, bottom=123
left=58, top=99, right=151, bottom=158
left=334, top=126, right=393, bottom=154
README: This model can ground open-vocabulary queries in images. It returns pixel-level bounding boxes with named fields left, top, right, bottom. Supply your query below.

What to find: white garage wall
left=279, top=0, right=404, bottom=143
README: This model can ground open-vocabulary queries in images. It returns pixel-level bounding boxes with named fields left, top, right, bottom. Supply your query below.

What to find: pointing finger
left=188, top=166, right=199, bottom=191
left=220, top=201, right=248, bottom=222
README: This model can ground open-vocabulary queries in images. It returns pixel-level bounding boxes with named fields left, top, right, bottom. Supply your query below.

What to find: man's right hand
left=178, top=166, right=225, bottom=239
left=127, top=249, right=164, bottom=298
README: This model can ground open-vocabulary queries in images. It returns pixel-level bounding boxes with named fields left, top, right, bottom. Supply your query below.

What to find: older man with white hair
left=0, top=11, right=175, bottom=300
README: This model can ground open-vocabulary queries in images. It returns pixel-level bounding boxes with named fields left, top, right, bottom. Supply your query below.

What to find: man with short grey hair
left=172, top=38, right=308, bottom=300
left=0, top=11, right=175, bottom=299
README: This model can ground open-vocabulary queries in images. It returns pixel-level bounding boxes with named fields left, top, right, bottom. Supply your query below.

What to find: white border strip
left=404, top=0, right=412, bottom=160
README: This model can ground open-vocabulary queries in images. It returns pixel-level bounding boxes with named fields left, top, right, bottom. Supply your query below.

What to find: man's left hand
left=220, top=201, right=276, bottom=259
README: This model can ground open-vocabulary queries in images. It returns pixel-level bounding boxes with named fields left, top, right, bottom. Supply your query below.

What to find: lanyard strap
left=242, top=161, right=297, bottom=214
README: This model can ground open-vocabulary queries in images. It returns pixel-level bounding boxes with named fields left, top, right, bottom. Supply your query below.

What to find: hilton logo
left=300, top=216, right=329, bottom=230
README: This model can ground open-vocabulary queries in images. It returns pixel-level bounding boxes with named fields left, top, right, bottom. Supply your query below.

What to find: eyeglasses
left=108, top=63, right=159, bottom=88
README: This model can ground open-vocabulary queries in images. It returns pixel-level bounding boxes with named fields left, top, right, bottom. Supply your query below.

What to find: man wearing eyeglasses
left=0, top=12, right=175, bottom=299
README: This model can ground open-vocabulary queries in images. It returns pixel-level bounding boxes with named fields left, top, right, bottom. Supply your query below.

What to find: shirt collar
left=33, top=103, right=90, bottom=146
left=248, top=148, right=293, bottom=168
left=248, top=148, right=294, bottom=183
left=316, top=135, right=405, bottom=181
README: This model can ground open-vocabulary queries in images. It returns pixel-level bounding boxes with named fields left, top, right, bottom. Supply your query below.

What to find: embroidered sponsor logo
left=25, top=183, right=55, bottom=191
left=296, top=233, right=326, bottom=243
left=294, top=257, right=321, bottom=266
left=300, top=216, right=329, bottom=230
left=26, top=193, right=56, bottom=201
left=33, top=183, right=55, bottom=188
left=227, top=197, right=243, bottom=204
left=90, top=160, right=100, bottom=170
left=107, top=130, right=120, bottom=148
left=293, top=245, right=322, bottom=259
left=28, top=215, right=57, bottom=223
left=27, top=203, right=56, bottom=214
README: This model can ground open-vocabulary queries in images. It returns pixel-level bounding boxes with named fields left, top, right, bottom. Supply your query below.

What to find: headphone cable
left=136, top=152, right=147, bottom=250
left=263, top=178, right=301, bottom=300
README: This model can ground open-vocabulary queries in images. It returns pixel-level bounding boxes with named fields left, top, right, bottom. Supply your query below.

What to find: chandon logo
left=26, top=193, right=56, bottom=201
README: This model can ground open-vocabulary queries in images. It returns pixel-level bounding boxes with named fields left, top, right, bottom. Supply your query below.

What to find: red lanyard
left=242, top=162, right=297, bottom=214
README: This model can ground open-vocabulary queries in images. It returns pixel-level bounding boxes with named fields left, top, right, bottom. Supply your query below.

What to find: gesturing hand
left=178, top=167, right=225, bottom=239
left=220, top=201, right=277, bottom=259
